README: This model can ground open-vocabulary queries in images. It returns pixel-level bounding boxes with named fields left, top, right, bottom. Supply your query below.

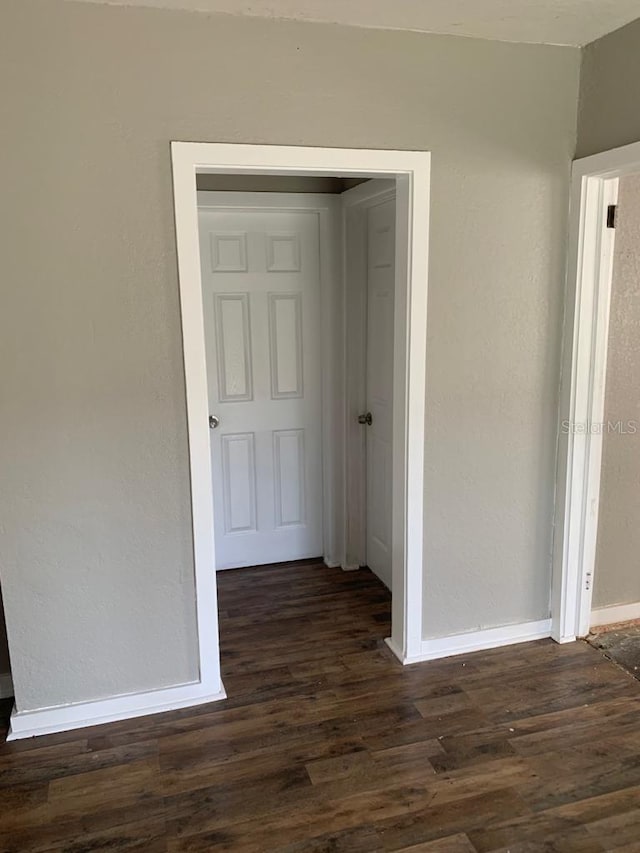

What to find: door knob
left=209, top=414, right=220, bottom=429
left=358, top=412, right=373, bottom=426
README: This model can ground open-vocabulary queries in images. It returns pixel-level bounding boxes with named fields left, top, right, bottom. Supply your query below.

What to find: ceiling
left=73, top=0, right=640, bottom=46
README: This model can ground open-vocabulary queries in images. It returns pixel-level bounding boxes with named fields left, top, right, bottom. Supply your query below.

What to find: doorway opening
left=171, top=144, right=431, bottom=703
left=552, top=140, right=640, bottom=644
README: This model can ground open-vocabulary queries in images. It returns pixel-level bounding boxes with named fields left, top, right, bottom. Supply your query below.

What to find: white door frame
left=197, top=191, right=342, bottom=569
left=171, top=142, right=431, bottom=665
left=552, top=140, right=640, bottom=642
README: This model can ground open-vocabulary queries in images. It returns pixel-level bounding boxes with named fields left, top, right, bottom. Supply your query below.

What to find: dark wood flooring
left=1, top=561, right=640, bottom=851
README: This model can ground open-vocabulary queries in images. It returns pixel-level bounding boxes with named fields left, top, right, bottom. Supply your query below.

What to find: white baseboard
left=7, top=680, right=226, bottom=741
left=590, top=601, right=640, bottom=629
left=0, top=673, right=14, bottom=699
left=386, top=619, right=552, bottom=665
left=551, top=632, right=577, bottom=644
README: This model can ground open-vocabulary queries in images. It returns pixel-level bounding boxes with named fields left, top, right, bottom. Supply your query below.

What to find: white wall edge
left=397, top=619, right=552, bottom=664
left=591, top=601, right=640, bottom=629
left=7, top=681, right=226, bottom=741
left=0, top=673, right=13, bottom=700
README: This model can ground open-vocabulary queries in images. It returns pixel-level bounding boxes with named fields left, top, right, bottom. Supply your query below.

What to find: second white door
left=198, top=199, right=323, bottom=569
left=365, top=198, right=396, bottom=589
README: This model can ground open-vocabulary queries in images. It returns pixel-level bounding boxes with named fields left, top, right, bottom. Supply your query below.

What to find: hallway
left=1, top=562, right=640, bottom=850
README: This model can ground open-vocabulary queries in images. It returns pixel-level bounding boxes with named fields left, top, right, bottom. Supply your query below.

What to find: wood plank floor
left=1, top=561, right=640, bottom=852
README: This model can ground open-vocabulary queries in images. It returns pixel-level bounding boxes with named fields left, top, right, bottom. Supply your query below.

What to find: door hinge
left=585, top=572, right=592, bottom=591
left=606, top=204, right=618, bottom=229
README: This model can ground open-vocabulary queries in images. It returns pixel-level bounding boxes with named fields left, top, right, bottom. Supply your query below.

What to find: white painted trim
left=8, top=682, right=226, bottom=741
left=395, top=171, right=429, bottom=661
left=197, top=191, right=343, bottom=567
left=396, top=620, right=552, bottom=665
left=187, top=143, right=428, bottom=179
left=553, top=174, right=618, bottom=641
left=569, top=140, right=640, bottom=180
left=550, top=143, right=640, bottom=644
left=0, top=673, right=13, bottom=700
left=341, top=181, right=397, bottom=571
left=172, top=143, right=431, bottom=666
left=573, top=177, right=618, bottom=639
left=591, top=601, right=640, bottom=629
left=169, top=148, right=225, bottom=700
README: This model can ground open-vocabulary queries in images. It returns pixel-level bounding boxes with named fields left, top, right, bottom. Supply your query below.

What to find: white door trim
left=197, top=191, right=343, bottom=568
left=551, top=140, right=640, bottom=642
left=172, top=143, right=431, bottom=666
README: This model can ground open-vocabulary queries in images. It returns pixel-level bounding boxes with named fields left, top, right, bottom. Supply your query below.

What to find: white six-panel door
left=198, top=203, right=323, bottom=569
left=366, top=198, right=396, bottom=589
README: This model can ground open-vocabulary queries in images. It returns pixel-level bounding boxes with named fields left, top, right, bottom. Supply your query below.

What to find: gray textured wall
left=593, top=174, right=640, bottom=610
left=577, top=17, right=640, bottom=158
left=0, top=0, right=579, bottom=712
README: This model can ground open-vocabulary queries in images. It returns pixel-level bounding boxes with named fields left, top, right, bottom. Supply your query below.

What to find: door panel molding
left=214, top=293, right=253, bottom=402
left=268, top=292, right=304, bottom=400
left=221, top=432, right=258, bottom=535
left=273, top=428, right=307, bottom=528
